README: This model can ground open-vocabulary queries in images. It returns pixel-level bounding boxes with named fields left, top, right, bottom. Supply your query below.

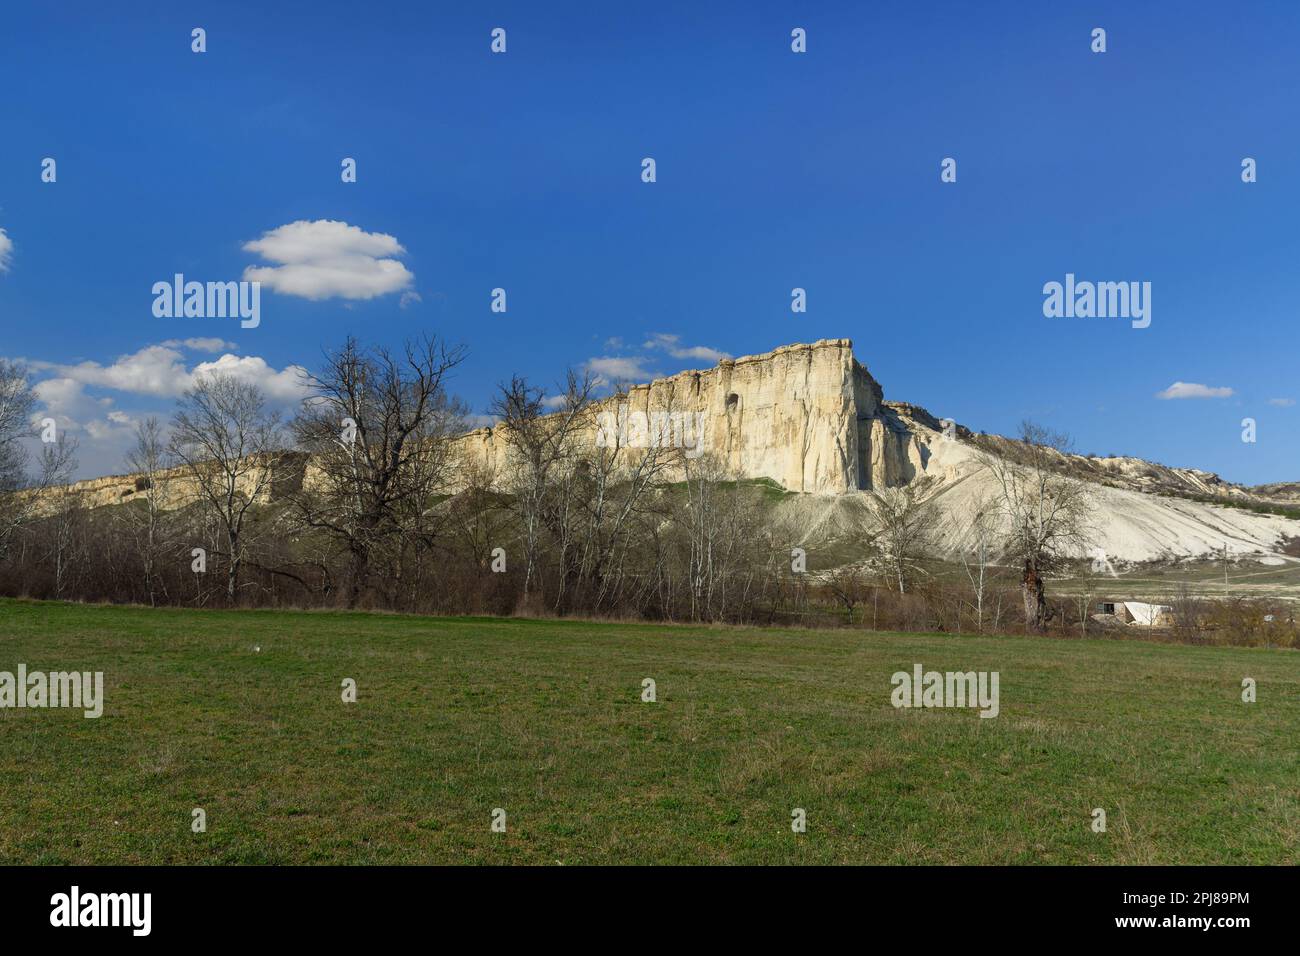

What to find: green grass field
left=0, top=598, right=1295, bottom=865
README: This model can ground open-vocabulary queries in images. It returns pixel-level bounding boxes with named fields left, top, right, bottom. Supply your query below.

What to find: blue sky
left=1, top=0, right=1296, bottom=482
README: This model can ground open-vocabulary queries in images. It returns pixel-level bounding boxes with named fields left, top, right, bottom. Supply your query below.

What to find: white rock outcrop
left=452, top=338, right=917, bottom=494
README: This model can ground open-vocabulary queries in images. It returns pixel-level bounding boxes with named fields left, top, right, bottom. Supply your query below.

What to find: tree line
left=1, top=337, right=1287, bottom=645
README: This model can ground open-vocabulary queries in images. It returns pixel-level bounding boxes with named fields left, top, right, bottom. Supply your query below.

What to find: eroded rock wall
left=436, top=338, right=909, bottom=494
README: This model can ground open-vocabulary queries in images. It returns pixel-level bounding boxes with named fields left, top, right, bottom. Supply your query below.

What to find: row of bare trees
left=1, top=358, right=79, bottom=592
left=0, top=341, right=1104, bottom=633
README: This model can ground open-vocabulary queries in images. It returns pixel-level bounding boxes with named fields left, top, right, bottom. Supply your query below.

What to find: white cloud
left=586, top=356, right=657, bottom=384
left=190, top=354, right=307, bottom=402
left=159, top=337, right=237, bottom=352
left=25, top=378, right=140, bottom=479
left=242, top=219, right=414, bottom=301
left=34, top=346, right=197, bottom=397
left=23, top=342, right=308, bottom=405
left=642, top=333, right=730, bottom=363
left=582, top=334, right=729, bottom=388
left=399, top=290, right=422, bottom=309
left=0, top=227, right=12, bottom=273
left=85, top=414, right=137, bottom=442
left=33, top=377, right=102, bottom=429
left=1267, top=397, right=1295, bottom=407
left=1155, top=381, right=1234, bottom=400
left=14, top=341, right=309, bottom=480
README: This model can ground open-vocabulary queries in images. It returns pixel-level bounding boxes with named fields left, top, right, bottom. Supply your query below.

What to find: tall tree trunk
left=1022, top=559, right=1046, bottom=631
left=227, top=529, right=239, bottom=603
left=347, top=543, right=369, bottom=609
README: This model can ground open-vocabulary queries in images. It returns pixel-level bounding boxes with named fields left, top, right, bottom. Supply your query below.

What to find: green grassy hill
left=0, top=599, right=1295, bottom=864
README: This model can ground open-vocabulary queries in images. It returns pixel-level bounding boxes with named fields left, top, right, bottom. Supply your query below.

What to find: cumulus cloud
left=189, top=354, right=307, bottom=402
left=12, top=340, right=309, bottom=479
left=642, top=333, right=731, bottom=363
left=1155, top=381, right=1234, bottom=400
left=582, top=333, right=730, bottom=389
left=1267, top=397, right=1295, bottom=407
left=0, top=227, right=12, bottom=273
left=33, top=377, right=105, bottom=429
left=85, top=413, right=138, bottom=442
left=586, top=356, right=657, bottom=384
left=24, top=378, right=137, bottom=478
left=29, top=343, right=307, bottom=404
left=242, top=219, right=414, bottom=301
left=32, top=346, right=199, bottom=397
left=159, top=337, right=237, bottom=352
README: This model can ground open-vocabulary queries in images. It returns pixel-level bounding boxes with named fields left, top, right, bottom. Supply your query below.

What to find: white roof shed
left=1122, top=601, right=1172, bottom=626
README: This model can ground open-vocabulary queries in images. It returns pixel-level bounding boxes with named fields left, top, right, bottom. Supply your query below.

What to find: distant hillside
left=1252, top=482, right=1300, bottom=504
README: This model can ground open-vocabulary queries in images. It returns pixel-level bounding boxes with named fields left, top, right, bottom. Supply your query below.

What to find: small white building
left=1096, top=601, right=1174, bottom=626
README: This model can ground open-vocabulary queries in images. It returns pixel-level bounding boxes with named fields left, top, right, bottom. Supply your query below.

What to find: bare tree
left=0, top=360, right=36, bottom=557
left=977, top=421, right=1093, bottom=632
left=123, top=417, right=173, bottom=606
left=825, top=564, right=869, bottom=623
left=169, top=374, right=282, bottom=603
left=867, top=475, right=940, bottom=594
left=1171, top=579, right=1203, bottom=641
left=674, top=453, right=773, bottom=622
left=491, top=370, right=597, bottom=603
left=293, top=335, right=467, bottom=608
left=680, top=453, right=729, bottom=620
left=1074, top=575, right=1098, bottom=639
left=39, top=435, right=81, bottom=598
left=961, top=500, right=1000, bottom=632
left=564, top=387, right=687, bottom=614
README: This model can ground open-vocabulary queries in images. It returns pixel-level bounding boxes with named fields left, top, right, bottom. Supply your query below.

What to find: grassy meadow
left=0, top=598, right=1295, bottom=865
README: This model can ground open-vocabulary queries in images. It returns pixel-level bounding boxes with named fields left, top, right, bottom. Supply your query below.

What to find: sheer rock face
left=449, top=338, right=914, bottom=494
